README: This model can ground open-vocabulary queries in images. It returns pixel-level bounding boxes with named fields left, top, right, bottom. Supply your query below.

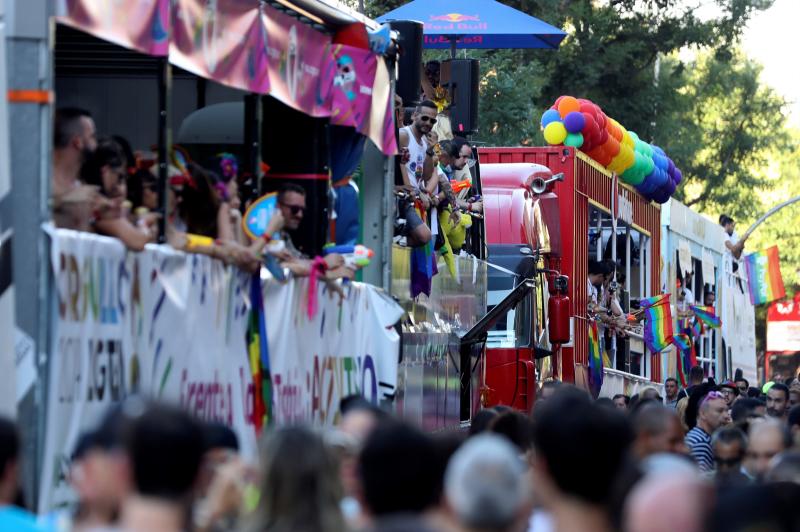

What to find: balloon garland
left=540, top=96, right=682, bottom=204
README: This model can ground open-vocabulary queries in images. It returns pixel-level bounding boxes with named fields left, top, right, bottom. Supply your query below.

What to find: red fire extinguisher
left=548, top=275, right=571, bottom=345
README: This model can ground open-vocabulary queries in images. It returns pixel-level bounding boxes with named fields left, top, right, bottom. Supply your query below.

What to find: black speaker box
left=389, top=20, right=423, bottom=106
left=441, top=59, right=480, bottom=135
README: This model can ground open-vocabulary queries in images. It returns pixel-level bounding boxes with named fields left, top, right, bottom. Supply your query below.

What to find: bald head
left=625, top=474, right=708, bottom=532
left=745, top=420, right=790, bottom=481
left=632, top=405, right=688, bottom=458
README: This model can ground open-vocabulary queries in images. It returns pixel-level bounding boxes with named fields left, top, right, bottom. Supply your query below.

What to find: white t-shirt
left=588, top=279, right=598, bottom=307
left=402, top=125, right=428, bottom=191
left=724, top=230, right=740, bottom=274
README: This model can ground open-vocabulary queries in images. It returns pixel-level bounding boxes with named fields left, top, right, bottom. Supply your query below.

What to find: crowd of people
left=1, top=369, right=799, bottom=532
left=392, top=60, right=483, bottom=255
left=50, top=107, right=353, bottom=281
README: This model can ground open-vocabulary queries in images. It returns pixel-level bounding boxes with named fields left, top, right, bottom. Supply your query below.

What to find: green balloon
left=564, top=132, right=584, bottom=148
left=629, top=131, right=641, bottom=144
left=622, top=165, right=645, bottom=186
left=642, top=155, right=655, bottom=176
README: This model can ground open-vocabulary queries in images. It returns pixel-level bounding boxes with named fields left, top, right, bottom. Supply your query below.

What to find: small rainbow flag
left=744, top=246, right=786, bottom=305
left=690, top=305, right=721, bottom=329
left=672, top=333, right=692, bottom=387
left=588, top=321, right=603, bottom=397
left=641, top=294, right=674, bottom=354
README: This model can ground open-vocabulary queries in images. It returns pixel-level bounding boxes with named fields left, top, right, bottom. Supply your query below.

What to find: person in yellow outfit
left=429, top=139, right=480, bottom=275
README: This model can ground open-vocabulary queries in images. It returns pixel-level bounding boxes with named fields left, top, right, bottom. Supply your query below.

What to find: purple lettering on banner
left=361, top=354, right=377, bottom=404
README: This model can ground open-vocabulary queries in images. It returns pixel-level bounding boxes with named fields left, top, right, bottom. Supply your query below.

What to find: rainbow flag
left=246, top=274, right=271, bottom=430
left=588, top=321, right=603, bottom=397
left=744, top=246, right=786, bottom=305
left=641, top=294, right=674, bottom=353
left=690, top=305, right=721, bottom=329
left=672, top=333, right=692, bottom=387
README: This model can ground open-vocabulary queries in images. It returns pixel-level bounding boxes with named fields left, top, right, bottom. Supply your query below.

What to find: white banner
left=40, top=229, right=402, bottom=512
left=265, top=277, right=404, bottom=425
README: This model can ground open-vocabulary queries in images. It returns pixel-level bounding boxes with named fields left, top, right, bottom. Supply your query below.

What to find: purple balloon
left=563, top=112, right=586, bottom=134
left=667, top=158, right=676, bottom=176
left=673, top=168, right=683, bottom=185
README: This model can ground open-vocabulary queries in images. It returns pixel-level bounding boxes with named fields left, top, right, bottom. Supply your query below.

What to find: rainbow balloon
left=540, top=96, right=683, bottom=204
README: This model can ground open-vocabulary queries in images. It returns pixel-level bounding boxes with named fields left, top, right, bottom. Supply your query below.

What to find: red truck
left=478, top=146, right=664, bottom=409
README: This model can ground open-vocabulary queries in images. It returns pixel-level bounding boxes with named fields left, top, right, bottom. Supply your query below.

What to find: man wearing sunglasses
left=277, top=183, right=307, bottom=257
left=685, top=391, right=729, bottom=472
left=398, top=100, right=439, bottom=198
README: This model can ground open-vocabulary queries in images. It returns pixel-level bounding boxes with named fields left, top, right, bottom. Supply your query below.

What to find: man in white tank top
left=398, top=100, right=439, bottom=197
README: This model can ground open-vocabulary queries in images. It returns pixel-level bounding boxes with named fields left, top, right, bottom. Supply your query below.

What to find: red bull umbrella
left=376, top=0, right=566, bottom=50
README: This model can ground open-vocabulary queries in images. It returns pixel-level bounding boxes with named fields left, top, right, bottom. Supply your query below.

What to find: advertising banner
left=56, top=0, right=169, bottom=57
left=170, top=0, right=270, bottom=94
left=39, top=229, right=402, bottom=511
left=260, top=3, right=335, bottom=117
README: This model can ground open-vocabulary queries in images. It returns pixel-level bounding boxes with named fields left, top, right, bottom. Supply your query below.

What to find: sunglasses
left=280, top=203, right=305, bottom=215
left=420, top=116, right=438, bottom=125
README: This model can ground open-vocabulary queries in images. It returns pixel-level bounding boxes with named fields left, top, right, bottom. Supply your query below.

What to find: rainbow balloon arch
left=540, top=96, right=682, bottom=204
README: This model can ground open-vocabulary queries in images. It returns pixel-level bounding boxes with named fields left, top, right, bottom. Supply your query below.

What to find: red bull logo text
left=426, top=13, right=487, bottom=31
left=429, top=13, right=480, bottom=22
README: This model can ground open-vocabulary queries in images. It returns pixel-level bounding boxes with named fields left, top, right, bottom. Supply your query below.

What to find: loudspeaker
left=260, top=97, right=329, bottom=257
left=389, top=20, right=423, bottom=106
left=441, top=59, right=480, bottom=135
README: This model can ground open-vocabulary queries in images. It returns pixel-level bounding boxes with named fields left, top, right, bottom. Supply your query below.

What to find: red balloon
left=553, top=95, right=566, bottom=108
left=579, top=102, right=596, bottom=117
left=580, top=113, right=596, bottom=134
left=597, top=128, right=609, bottom=145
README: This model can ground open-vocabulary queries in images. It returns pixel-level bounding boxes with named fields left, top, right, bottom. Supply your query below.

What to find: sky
left=738, top=0, right=798, bottom=125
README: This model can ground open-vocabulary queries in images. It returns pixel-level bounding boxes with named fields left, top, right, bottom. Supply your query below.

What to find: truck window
left=486, top=245, right=535, bottom=349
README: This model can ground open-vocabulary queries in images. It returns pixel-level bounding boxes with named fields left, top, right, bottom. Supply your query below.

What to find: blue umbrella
left=376, top=0, right=566, bottom=52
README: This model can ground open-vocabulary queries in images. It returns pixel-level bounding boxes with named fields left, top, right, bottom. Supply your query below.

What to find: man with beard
left=398, top=100, right=438, bottom=201
left=685, top=391, right=728, bottom=472
left=52, top=107, right=102, bottom=231
left=766, top=383, right=790, bottom=421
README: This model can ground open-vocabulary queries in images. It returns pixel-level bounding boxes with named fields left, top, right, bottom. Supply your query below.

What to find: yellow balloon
left=619, top=145, right=635, bottom=171
left=608, top=153, right=625, bottom=174
left=621, top=131, right=634, bottom=150
left=543, top=121, right=568, bottom=145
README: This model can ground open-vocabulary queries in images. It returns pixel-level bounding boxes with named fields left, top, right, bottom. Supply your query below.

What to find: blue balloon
left=540, top=109, right=562, bottom=128
left=654, top=154, right=669, bottom=171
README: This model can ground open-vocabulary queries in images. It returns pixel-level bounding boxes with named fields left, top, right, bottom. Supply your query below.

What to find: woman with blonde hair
left=246, top=426, right=346, bottom=532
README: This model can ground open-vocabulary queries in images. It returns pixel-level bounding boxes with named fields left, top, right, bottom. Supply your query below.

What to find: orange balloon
left=557, top=96, right=581, bottom=118
left=603, top=137, right=621, bottom=158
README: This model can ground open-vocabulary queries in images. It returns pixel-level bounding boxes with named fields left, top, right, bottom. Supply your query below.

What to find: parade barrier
left=39, top=228, right=402, bottom=511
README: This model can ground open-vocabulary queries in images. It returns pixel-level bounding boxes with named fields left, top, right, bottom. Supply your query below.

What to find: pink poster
left=170, top=0, right=270, bottom=94
left=260, top=3, right=334, bottom=117
left=330, top=44, right=396, bottom=156
left=57, top=0, right=169, bottom=56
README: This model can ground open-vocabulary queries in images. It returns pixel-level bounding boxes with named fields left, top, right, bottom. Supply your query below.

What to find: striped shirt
left=685, top=426, right=714, bottom=472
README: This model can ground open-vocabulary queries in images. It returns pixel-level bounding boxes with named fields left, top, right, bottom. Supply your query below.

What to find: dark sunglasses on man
left=420, top=116, right=438, bottom=125
left=280, top=203, right=305, bottom=215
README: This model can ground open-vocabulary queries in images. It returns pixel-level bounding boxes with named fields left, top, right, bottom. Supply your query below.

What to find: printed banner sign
left=39, top=229, right=402, bottom=512
left=744, top=246, right=785, bottom=305
left=767, top=296, right=800, bottom=352
left=56, top=0, right=169, bottom=57
left=260, top=3, right=335, bottom=118
left=264, top=277, right=404, bottom=425
left=170, top=0, right=270, bottom=94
